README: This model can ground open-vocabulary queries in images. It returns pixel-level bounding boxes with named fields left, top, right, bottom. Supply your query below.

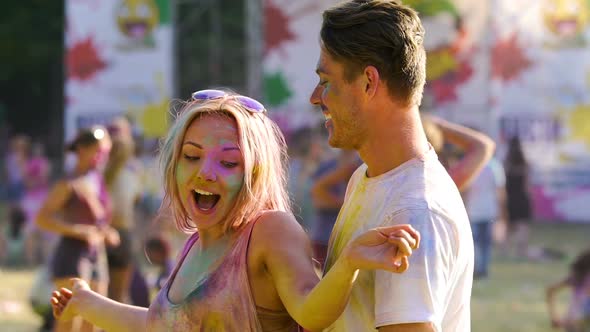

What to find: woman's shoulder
left=249, top=210, right=308, bottom=251
left=51, top=177, right=74, bottom=192
left=255, top=210, right=302, bottom=230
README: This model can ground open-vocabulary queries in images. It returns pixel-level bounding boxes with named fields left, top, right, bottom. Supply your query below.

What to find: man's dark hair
left=321, top=0, right=426, bottom=107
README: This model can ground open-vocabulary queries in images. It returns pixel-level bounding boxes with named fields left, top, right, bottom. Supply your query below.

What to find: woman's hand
left=51, top=278, right=91, bottom=321
left=343, top=224, right=420, bottom=273
left=103, top=226, right=120, bottom=247
left=73, top=224, right=104, bottom=247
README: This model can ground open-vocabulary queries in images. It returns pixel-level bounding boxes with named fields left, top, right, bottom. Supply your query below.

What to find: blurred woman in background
left=37, top=125, right=119, bottom=332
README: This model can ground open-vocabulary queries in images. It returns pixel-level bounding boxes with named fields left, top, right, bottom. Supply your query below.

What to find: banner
left=262, top=0, right=340, bottom=135
left=65, top=0, right=173, bottom=140
left=490, top=0, right=590, bottom=222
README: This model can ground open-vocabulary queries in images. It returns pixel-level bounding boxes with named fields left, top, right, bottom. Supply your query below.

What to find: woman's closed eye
left=221, top=161, right=239, bottom=168
left=183, top=154, right=200, bottom=161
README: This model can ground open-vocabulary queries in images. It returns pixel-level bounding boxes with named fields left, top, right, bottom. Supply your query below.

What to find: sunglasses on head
left=191, top=89, right=266, bottom=114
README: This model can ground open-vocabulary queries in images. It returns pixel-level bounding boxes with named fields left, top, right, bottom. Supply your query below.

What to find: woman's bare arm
left=427, top=116, right=495, bottom=191
left=52, top=279, right=147, bottom=332
left=254, top=211, right=418, bottom=331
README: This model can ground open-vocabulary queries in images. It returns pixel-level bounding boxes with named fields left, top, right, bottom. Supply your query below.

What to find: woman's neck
left=198, top=226, right=234, bottom=250
left=74, top=163, right=93, bottom=176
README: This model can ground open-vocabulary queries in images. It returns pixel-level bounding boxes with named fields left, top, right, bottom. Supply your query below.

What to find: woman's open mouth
left=193, top=189, right=221, bottom=212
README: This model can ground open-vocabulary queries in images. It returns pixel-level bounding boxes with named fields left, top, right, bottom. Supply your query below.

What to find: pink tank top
left=147, top=218, right=300, bottom=331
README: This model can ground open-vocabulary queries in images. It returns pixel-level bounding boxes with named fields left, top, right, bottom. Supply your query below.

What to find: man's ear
left=363, top=66, right=380, bottom=98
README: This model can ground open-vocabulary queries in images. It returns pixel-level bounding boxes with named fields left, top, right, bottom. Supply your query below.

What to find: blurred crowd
left=0, top=118, right=180, bottom=331
left=0, top=113, right=589, bottom=331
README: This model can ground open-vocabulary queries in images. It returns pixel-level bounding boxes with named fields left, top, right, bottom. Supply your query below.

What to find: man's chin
left=328, top=136, right=346, bottom=149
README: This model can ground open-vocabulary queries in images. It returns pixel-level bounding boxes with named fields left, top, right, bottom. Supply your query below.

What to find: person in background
left=23, top=141, right=54, bottom=265
left=422, top=114, right=496, bottom=192
left=36, top=125, right=118, bottom=332
left=287, top=126, right=324, bottom=230
left=546, top=249, right=590, bottom=332
left=310, top=149, right=361, bottom=267
left=463, top=156, right=506, bottom=279
left=504, top=135, right=532, bottom=259
left=104, top=117, right=143, bottom=303
left=3, top=135, right=29, bottom=209
left=2, top=135, right=30, bottom=262
left=144, top=235, right=174, bottom=291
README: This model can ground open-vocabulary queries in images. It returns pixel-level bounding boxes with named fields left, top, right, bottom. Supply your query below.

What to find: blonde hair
left=159, top=95, right=292, bottom=234
left=104, top=137, right=134, bottom=189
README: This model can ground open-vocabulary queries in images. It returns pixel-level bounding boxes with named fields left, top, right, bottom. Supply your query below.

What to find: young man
left=310, top=1, right=474, bottom=331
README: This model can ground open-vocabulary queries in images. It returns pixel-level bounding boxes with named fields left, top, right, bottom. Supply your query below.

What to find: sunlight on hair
left=93, top=128, right=105, bottom=140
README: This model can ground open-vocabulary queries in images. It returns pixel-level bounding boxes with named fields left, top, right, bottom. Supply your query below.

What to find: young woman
left=504, top=135, right=532, bottom=258
left=103, top=119, right=143, bottom=303
left=37, top=125, right=119, bottom=332
left=50, top=90, right=420, bottom=332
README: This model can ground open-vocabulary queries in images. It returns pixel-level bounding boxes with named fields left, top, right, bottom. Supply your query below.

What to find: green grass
left=0, top=267, right=42, bottom=332
left=0, top=222, right=588, bottom=331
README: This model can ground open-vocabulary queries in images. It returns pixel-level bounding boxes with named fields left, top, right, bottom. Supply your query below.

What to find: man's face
left=309, top=47, right=367, bottom=150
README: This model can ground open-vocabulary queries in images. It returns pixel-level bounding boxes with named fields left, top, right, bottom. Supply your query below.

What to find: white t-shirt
left=323, top=148, right=474, bottom=332
left=464, top=158, right=505, bottom=222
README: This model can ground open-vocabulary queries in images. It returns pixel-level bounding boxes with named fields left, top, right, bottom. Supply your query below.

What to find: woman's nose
left=196, top=162, right=216, bottom=182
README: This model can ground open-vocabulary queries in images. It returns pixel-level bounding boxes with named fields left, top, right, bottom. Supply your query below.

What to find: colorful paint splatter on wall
left=66, top=36, right=108, bottom=82
left=491, top=32, right=533, bottom=81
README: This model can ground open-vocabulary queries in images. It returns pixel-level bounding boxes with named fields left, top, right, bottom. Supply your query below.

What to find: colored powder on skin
left=325, top=181, right=367, bottom=270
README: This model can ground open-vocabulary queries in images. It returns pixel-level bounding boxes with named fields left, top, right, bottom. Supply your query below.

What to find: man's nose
left=309, top=86, right=322, bottom=106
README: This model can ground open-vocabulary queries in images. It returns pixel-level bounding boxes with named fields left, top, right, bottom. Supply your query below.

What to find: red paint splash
left=66, top=36, right=107, bottom=82
left=264, top=1, right=318, bottom=57
left=492, top=33, right=533, bottom=81
left=428, top=59, right=474, bottom=104
left=425, top=27, right=474, bottom=105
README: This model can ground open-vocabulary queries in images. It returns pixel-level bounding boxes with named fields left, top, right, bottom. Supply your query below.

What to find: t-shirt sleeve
left=374, top=208, right=456, bottom=331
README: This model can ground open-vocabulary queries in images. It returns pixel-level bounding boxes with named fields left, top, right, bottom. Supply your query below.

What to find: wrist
left=338, top=245, right=360, bottom=276
left=69, top=289, right=88, bottom=317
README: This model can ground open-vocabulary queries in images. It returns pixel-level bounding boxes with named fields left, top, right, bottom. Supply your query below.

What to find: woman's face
left=175, top=115, right=245, bottom=231
left=78, top=141, right=110, bottom=169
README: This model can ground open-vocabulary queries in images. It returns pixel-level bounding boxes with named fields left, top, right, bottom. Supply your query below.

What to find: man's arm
left=373, top=208, right=459, bottom=332
left=378, top=322, right=436, bottom=332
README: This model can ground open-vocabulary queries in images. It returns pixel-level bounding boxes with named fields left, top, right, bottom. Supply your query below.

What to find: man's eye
left=183, top=154, right=199, bottom=161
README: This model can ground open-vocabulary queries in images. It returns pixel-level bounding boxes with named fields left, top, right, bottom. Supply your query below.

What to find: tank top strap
left=162, top=231, right=200, bottom=292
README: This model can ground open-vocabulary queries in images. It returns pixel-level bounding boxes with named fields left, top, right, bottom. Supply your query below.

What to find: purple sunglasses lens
left=235, top=96, right=266, bottom=113
left=192, top=89, right=227, bottom=100
left=191, top=89, right=266, bottom=113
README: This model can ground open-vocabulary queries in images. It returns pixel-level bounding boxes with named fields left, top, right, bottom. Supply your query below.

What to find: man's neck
left=358, top=106, right=429, bottom=178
